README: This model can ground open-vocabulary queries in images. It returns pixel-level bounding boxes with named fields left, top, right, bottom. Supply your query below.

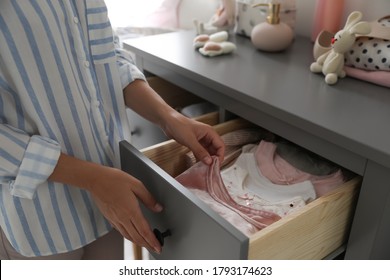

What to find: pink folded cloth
left=344, top=66, right=390, bottom=88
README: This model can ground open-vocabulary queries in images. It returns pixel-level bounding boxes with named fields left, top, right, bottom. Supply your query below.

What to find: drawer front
left=120, top=141, right=248, bottom=259
left=126, top=108, right=169, bottom=149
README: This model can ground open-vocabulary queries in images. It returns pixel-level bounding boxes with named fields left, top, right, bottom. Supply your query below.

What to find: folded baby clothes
left=221, top=150, right=316, bottom=204
left=176, top=138, right=343, bottom=236
left=176, top=146, right=314, bottom=235
left=176, top=156, right=281, bottom=232
left=275, top=140, right=339, bottom=176
left=256, top=141, right=345, bottom=197
left=344, top=66, right=390, bottom=88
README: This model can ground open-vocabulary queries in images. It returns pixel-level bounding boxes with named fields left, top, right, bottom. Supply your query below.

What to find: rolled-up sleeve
left=0, top=124, right=61, bottom=199
left=115, top=47, right=146, bottom=90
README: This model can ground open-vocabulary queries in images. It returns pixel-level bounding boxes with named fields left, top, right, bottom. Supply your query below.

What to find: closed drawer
left=120, top=118, right=361, bottom=259
left=148, top=76, right=220, bottom=125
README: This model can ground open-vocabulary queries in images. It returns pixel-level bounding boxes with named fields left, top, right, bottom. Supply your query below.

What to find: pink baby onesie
left=256, top=141, right=345, bottom=197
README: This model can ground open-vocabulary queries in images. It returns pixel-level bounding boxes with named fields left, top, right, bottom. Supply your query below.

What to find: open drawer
left=120, top=118, right=361, bottom=259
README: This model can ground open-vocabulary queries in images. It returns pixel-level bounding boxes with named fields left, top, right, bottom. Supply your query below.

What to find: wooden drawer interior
left=141, top=118, right=361, bottom=259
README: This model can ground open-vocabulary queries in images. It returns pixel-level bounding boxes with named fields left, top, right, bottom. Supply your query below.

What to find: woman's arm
left=123, top=79, right=225, bottom=164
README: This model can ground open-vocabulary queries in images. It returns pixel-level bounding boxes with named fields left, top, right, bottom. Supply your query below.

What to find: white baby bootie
left=199, top=41, right=237, bottom=57
left=193, top=31, right=236, bottom=57
left=193, top=31, right=229, bottom=48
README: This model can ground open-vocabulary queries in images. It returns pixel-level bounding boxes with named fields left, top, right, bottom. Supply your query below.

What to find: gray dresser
left=122, top=31, right=390, bottom=259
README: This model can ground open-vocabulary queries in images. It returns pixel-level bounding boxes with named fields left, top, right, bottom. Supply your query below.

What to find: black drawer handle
left=153, top=229, right=171, bottom=246
left=130, top=127, right=140, bottom=136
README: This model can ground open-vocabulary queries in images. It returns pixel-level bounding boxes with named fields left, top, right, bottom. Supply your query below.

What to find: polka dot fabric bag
left=345, top=15, right=390, bottom=71
left=343, top=15, right=390, bottom=88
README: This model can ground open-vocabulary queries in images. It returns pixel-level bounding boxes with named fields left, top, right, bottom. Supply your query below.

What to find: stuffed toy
left=310, top=11, right=371, bottom=85
left=194, top=0, right=236, bottom=34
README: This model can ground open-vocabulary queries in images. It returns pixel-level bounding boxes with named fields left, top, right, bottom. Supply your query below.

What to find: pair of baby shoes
left=193, top=31, right=236, bottom=57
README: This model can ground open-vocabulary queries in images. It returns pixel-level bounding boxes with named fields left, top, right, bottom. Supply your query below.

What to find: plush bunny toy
left=310, top=11, right=371, bottom=85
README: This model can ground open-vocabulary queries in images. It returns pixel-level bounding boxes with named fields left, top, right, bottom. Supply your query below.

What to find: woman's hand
left=49, top=153, right=163, bottom=254
left=123, top=80, right=225, bottom=165
left=161, top=111, right=225, bottom=165
left=87, top=166, right=163, bottom=254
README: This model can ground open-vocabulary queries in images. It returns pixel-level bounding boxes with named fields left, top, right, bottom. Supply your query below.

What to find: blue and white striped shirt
left=0, top=0, right=145, bottom=257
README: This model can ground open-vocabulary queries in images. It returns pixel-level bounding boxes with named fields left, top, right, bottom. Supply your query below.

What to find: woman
left=0, top=0, right=224, bottom=259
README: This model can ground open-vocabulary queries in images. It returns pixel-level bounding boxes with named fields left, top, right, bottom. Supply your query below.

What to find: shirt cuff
left=116, top=48, right=146, bottom=89
left=119, top=62, right=146, bottom=90
left=9, top=135, right=61, bottom=199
